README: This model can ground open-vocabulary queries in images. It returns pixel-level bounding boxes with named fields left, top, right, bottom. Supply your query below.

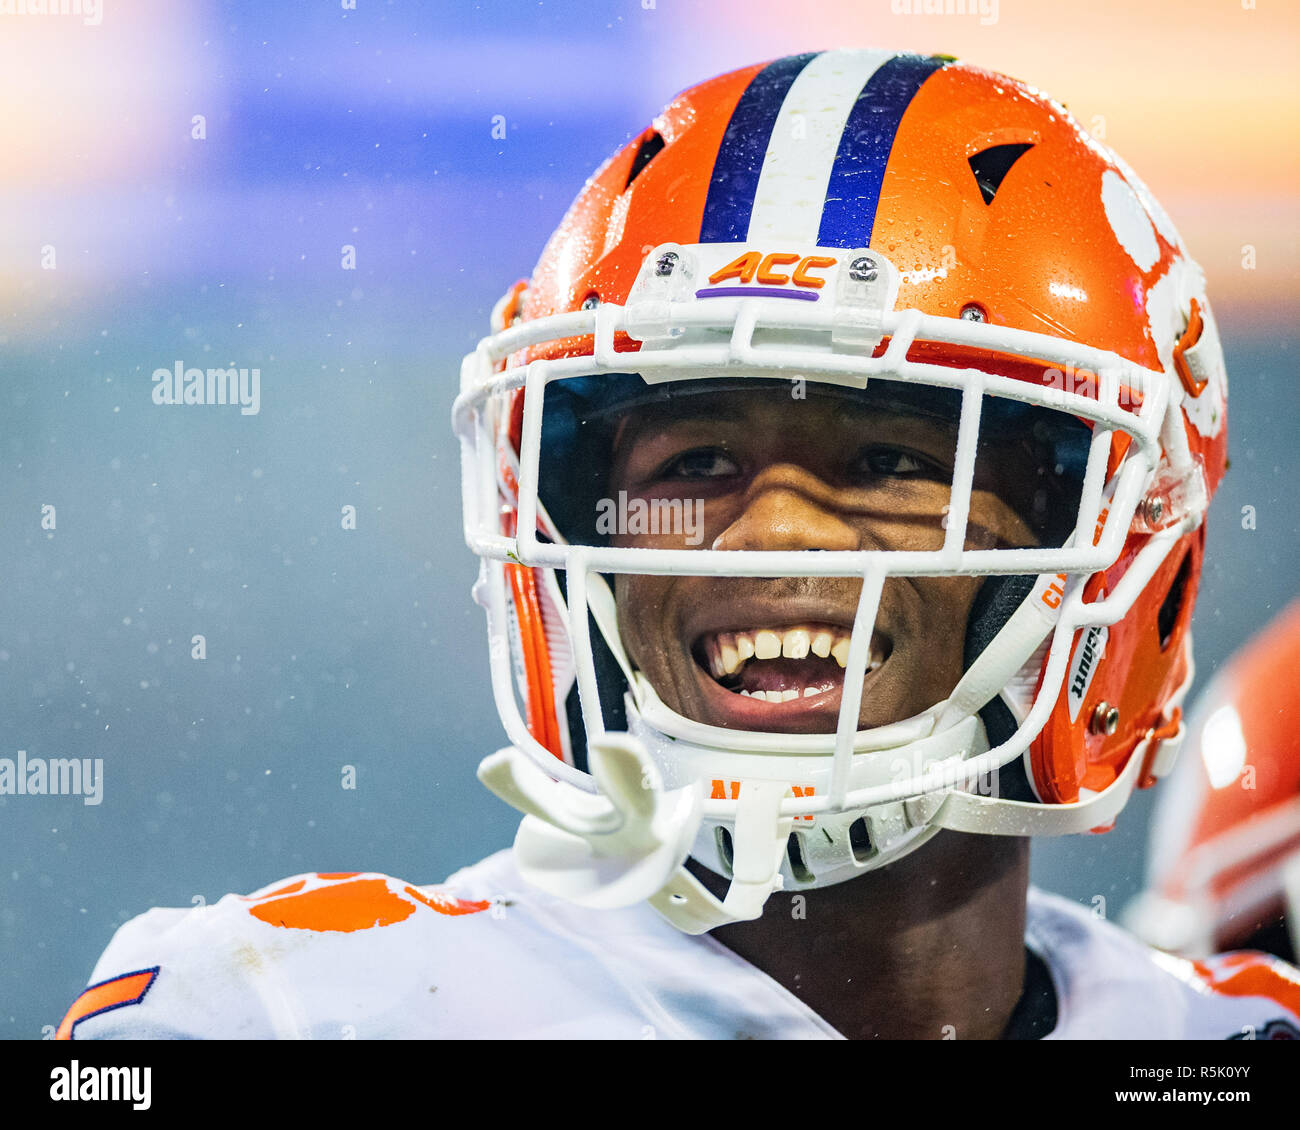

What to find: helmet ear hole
left=1158, top=552, right=1193, bottom=650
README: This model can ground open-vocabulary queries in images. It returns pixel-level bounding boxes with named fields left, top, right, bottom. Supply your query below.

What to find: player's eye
left=851, top=446, right=938, bottom=479
left=655, top=447, right=740, bottom=480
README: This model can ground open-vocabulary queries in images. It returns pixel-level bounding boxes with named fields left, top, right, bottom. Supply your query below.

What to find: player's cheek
left=613, top=574, right=676, bottom=681
left=898, top=576, right=983, bottom=696
left=964, top=490, right=1040, bottom=551
left=845, top=482, right=951, bottom=552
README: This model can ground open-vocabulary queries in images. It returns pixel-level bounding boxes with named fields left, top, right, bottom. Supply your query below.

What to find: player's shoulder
left=1169, top=950, right=1300, bottom=1040
left=1027, top=886, right=1300, bottom=1039
left=57, top=855, right=518, bottom=1040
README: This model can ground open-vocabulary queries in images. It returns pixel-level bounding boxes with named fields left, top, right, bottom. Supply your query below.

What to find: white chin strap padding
left=477, top=734, right=703, bottom=910
left=649, top=779, right=793, bottom=935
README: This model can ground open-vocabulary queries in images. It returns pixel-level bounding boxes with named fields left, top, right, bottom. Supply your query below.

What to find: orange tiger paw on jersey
left=241, top=871, right=490, bottom=933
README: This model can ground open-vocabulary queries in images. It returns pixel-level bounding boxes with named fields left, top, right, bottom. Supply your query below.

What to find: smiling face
left=595, top=380, right=1066, bottom=735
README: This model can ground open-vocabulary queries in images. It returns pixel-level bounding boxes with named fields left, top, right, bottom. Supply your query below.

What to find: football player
left=1124, top=599, right=1300, bottom=965
left=59, top=50, right=1300, bottom=1040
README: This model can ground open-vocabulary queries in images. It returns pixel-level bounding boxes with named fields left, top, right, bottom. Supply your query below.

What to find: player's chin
left=682, top=641, right=897, bottom=735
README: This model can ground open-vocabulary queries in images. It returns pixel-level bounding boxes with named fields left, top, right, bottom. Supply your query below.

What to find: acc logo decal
left=56, top=967, right=159, bottom=1040
left=701, top=251, right=836, bottom=298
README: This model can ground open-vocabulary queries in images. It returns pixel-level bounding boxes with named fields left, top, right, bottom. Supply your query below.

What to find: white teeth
left=782, top=628, right=810, bottom=659
left=704, top=637, right=724, bottom=678
left=703, top=624, right=887, bottom=691
left=826, top=636, right=887, bottom=671
left=719, top=635, right=741, bottom=676
left=754, top=630, right=781, bottom=660
left=741, top=686, right=832, bottom=702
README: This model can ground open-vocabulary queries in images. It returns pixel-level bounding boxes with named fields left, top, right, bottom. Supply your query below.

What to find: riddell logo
left=698, top=251, right=837, bottom=300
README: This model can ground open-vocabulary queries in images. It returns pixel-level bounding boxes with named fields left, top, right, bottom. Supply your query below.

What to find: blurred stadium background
left=1, top=0, right=1296, bottom=1035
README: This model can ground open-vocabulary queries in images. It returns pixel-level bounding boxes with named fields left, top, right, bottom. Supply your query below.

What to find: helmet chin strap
left=624, top=693, right=985, bottom=928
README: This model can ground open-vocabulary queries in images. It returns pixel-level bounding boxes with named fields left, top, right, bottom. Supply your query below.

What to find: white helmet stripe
left=746, top=49, right=897, bottom=245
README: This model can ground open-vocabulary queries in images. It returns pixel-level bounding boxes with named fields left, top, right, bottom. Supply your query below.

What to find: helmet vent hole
left=624, top=130, right=666, bottom=190
left=786, top=833, right=814, bottom=885
left=967, top=142, right=1034, bottom=206
left=849, top=817, right=874, bottom=863
left=715, top=826, right=734, bottom=877
left=1158, top=551, right=1193, bottom=650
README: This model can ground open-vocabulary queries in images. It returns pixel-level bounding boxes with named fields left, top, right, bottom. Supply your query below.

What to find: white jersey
left=58, top=848, right=1300, bottom=1040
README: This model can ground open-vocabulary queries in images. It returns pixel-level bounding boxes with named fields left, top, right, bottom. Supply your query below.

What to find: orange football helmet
left=454, top=49, right=1229, bottom=931
left=1125, top=601, right=1300, bottom=960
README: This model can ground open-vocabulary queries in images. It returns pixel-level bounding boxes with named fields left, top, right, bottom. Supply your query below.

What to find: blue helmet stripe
left=699, top=52, right=820, bottom=243
left=816, top=54, right=947, bottom=248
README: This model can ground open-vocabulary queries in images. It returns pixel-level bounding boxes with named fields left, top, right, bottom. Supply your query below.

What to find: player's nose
left=711, top=464, right=859, bottom=553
